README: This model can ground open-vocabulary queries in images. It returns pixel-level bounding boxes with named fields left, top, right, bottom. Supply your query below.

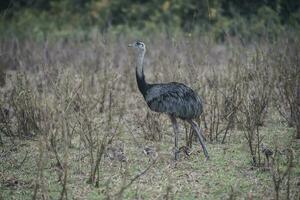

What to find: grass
left=1, top=120, right=299, bottom=199
left=0, top=32, right=300, bottom=199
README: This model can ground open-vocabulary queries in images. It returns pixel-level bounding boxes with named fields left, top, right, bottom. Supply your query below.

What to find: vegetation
left=0, top=1, right=300, bottom=200
left=1, top=0, right=300, bottom=40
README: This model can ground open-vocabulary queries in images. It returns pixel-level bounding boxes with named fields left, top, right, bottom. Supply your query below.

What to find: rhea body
left=128, top=41, right=209, bottom=160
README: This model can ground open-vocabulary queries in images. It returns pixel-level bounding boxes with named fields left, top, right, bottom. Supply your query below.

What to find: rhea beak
left=128, top=44, right=133, bottom=47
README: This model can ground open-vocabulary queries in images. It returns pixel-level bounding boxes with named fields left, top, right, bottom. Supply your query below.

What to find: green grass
left=1, top=120, right=299, bottom=199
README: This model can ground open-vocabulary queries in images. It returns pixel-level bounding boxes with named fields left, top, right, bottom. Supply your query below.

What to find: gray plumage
left=261, top=143, right=273, bottom=167
left=128, top=41, right=209, bottom=160
left=261, top=143, right=273, bottom=158
left=145, top=82, right=203, bottom=120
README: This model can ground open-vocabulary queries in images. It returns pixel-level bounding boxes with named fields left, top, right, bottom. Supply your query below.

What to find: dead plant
left=271, top=147, right=294, bottom=200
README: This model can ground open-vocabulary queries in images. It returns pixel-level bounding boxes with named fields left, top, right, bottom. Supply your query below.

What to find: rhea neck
left=135, top=50, right=149, bottom=97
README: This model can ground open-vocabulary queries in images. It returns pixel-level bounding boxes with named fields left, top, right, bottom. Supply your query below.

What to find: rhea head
left=128, top=41, right=146, bottom=54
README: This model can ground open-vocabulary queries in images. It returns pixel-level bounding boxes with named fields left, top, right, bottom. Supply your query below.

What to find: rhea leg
left=187, top=120, right=209, bottom=160
left=169, top=115, right=179, bottom=160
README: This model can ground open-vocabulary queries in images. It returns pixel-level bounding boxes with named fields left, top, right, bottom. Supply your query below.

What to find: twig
left=115, top=158, right=157, bottom=199
left=16, top=150, right=29, bottom=169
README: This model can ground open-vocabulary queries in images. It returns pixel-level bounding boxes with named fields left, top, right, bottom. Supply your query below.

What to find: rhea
left=128, top=41, right=209, bottom=160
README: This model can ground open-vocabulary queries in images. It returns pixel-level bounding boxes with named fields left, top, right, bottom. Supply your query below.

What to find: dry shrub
left=0, top=32, right=299, bottom=199
left=0, top=73, right=41, bottom=141
left=138, top=111, right=162, bottom=142
left=236, top=48, right=272, bottom=166
left=27, top=63, right=125, bottom=197
left=271, top=147, right=295, bottom=200
left=220, top=79, right=241, bottom=143
left=11, top=73, right=41, bottom=138
left=204, top=71, right=223, bottom=142
left=0, top=62, right=6, bottom=87
left=68, top=69, right=124, bottom=186
left=272, top=38, right=300, bottom=138
left=0, top=98, right=13, bottom=144
left=202, top=56, right=242, bottom=143
left=204, top=72, right=241, bottom=143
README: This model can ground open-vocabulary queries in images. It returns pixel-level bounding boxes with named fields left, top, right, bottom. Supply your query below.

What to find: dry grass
left=0, top=32, right=299, bottom=199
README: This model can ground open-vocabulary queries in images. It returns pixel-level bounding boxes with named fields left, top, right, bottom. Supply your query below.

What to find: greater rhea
left=261, top=143, right=273, bottom=166
left=128, top=41, right=209, bottom=160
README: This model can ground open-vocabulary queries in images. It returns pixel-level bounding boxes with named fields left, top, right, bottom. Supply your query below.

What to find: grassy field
left=0, top=32, right=299, bottom=199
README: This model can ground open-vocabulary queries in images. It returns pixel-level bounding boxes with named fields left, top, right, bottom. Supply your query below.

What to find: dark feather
left=145, top=82, right=202, bottom=120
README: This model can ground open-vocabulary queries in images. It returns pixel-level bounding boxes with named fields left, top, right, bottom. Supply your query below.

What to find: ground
left=1, top=113, right=299, bottom=200
left=0, top=35, right=299, bottom=199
